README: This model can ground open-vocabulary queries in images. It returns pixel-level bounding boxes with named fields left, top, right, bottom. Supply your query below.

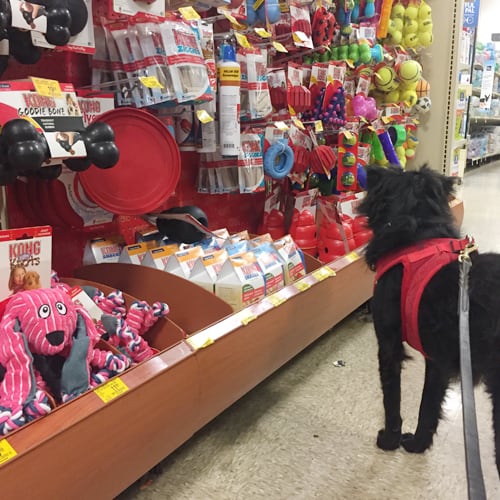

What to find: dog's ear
left=365, top=165, right=392, bottom=191
left=442, top=174, right=458, bottom=198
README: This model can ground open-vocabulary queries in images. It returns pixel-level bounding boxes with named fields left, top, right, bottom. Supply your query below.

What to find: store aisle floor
left=118, top=162, right=500, bottom=500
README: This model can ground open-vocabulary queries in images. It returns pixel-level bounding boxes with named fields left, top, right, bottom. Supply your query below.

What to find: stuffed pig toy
left=0, top=287, right=130, bottom=435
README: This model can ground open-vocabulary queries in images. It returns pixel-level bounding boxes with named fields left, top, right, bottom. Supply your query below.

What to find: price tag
left=292, top=117, right=305, bottom=130
left=274, top=121, right=289, bottom=131
left=30, top=77, right=62, bottom=98
left=345, top=251, right=359, bottom=262
left=312, top=267, right=336, bottom=281
left=314, top=120, right=323, bottom=133
left=196, top=109, right=214, bottom=123
left=220, top=10, right=246, bottom=30
left=178, top=6, right=200, bottom=20
left=187, top=334, right=214, bottom=350
left=139, top=76, right=164, bottom=89
left=294, top=280, right=311, bottom=292
left=94, top=377, right=129, bottom=403
left=240, top=313, right=258, bottom=325
left=288, top=104, right=297, bottom=116
left=267, top=293, right=287, bottom=307
left=254, top=27, right=271, bottom=38
left=292, top=31, right=309, bottom=43
left=272, top=41, right=288, bottom=53
left=0, top=439, right=17, bottom=465
left=253, top=0, right=265, bottom=10
left=234, top=32, right=252, bottom=49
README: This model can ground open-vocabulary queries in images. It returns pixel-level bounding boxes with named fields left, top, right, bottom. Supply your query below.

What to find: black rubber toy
left=156, top=206, right=209, bottom=244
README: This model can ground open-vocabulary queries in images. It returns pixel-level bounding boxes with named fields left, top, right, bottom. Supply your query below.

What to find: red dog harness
left=375, top=238, right=470, bottom=357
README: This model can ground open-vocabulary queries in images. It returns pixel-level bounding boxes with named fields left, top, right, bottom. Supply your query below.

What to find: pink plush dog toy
left=0, top=287, right=130, bottom=435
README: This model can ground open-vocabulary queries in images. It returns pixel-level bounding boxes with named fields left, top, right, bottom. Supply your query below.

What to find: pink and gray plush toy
left=0, top=287, right=131, bottom=435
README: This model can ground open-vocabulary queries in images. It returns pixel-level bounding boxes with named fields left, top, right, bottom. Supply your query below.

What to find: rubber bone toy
left=0, top=288, right=130, bottom=435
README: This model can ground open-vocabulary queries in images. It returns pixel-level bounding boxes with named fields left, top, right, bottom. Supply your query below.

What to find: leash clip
left=459, top=236, right=478, bottom=263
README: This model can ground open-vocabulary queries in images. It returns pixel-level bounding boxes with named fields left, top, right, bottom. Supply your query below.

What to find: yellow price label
left=315, top=120, right=324, bottom=133
left=267, top=293, right=286, bottom=307
left=272, top=41, right=288, bottom=53
left=220, top=10, right=246, bottom=30
left=254, top=27, right=272, bottom=38
left=139, top=76, right=164, bottom=89
left=345, top=251, right=359, bottom=262
left=312, top=267, right=336, bottom=281
left=94, top=377, right=129, bottom=403
left=274, top=121, right=290, bottom=131
left=234, top=32, right=252, bottom=49
left=240, top=313, right=258, bottom=325
left=381, top=116, right=392, bottom=124
left=413, top=118, right=420, bottom=125
left=196, top=109, right=214, bottom=124
left=292, top=117, right=305, bottom=130
left=288, top=104, right=297, bottom=117
left=0, top=439, right=17, bottom=464
left=294, top=280, right=311, bottom=292
left=292, top=31, right=309, bottom=43
left=30, top=77, right=62, bottom=98
left=178, top=6, right=200, bottom=20
left=187, top=334, right=214, bottom=349
left=253, top=0, right=265, bottom=10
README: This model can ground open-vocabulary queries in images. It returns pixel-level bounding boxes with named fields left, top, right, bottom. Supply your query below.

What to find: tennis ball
left=405, top=5, right=419, bottom=21
left=405, top=148, right=416, bottom=159
left=400, top=88, right=418, bottom=107
left=399, top=80, right=418, bottom=91
left=374, top=66, right=399, bottom=92
left=404, top=33, right=419, bottom=48
left=384, top=89, right=400, bottom=104
left=404, top=19, right=418, bottom=34
left=418, top=1, right=432, bottom=20
left=391, top=3, right=405, bottom=19
left=389, top=30, right=403, bottom=45
left=418, top=19, right=433, bottom=32
left=392, top=18, right=404, bottom=32
left=398, top=60, right=422, bottom=85
left=418, top=31, right=433, bottom=47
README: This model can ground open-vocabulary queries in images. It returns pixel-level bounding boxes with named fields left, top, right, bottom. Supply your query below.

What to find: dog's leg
left=376, top=340, right=405, bottom=450
left=485, top=374, right=500, bottom=477
left=401, top=360, right=449, bottom=453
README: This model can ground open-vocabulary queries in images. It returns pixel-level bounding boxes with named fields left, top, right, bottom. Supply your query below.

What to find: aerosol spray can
left=217, top=42, right=240, bottom=157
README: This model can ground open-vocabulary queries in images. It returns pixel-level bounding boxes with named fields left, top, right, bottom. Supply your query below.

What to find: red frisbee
left=78, top=108, right=181, bottom=216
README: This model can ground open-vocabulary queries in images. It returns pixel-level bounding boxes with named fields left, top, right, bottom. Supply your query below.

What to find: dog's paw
left=400, top=433, right=431, bottom=453
left=377, top=428, right=401, bottom=450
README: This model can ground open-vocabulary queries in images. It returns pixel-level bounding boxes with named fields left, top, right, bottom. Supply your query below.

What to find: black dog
left=358, top=164, right=500, bottom=476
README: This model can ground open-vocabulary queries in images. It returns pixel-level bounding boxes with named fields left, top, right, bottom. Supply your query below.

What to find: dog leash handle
left=458, top=247, right=486, bottom=500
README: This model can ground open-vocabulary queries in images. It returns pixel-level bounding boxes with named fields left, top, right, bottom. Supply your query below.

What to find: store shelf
left=453, top=138, right=468, bottom=148
left=469, top=116, right=500, bottom=126
left=471, top=87, right=500, bottom=99
left=467, top=151, right=500, bottom=164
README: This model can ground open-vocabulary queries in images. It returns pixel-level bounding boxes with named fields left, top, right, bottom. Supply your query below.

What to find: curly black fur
left=358, top=164, right=500, bottom=476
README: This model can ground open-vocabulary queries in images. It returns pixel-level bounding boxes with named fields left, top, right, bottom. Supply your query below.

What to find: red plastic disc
left=78, top=108, right=181, bottom=216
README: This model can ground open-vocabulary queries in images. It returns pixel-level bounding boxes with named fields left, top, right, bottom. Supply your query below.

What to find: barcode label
left=223, top=144, right=235, bottom=148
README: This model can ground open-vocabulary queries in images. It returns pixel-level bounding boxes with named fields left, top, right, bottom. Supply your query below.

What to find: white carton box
left=252, top=243, right=285, bottom=295
left=164, top=246, right=205, bottom=279
left=141, top=244, right=179, bottom=270
left=273, top=235, right=306, bottom=285
left=215, top=251, right=265, bottom=311
left=118, top=242, right=150, bottom=265
left=82, top=235, right=125, bottom=265
left=190, top=249, right=228, bottom=293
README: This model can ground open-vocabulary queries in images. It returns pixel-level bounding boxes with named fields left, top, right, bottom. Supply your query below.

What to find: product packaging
left=118, top=242, right=150, bottom=265
left=252, top=242, right=285, bottom=295
left=141, top=244, right=180, bottom=270
left=214, top=251, right=266, bottom=311
left=164, top=246, right=205, bottom=279
left=273, top=235, right=306, bottom=284
left=0, top=226, right=52, bottom=303
left=82, top=235, right=125, bottom=265
left=190, top=248, right=228, bottom=292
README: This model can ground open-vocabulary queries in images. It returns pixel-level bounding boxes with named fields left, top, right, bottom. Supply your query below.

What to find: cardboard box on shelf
left=164, top=246, right=205, bottom=279
left=190, top=249, right=228, bottom=293
left=141, top=244, right=179, bottom=270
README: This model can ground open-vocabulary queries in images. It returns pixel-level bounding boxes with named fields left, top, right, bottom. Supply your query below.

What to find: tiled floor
left=118, top=162, right=500, bottom=500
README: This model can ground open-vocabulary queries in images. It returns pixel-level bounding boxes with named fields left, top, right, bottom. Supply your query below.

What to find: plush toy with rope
left=0, top=287, right=131, bottom=435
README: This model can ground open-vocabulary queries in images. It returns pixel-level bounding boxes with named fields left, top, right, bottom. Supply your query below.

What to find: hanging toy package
left=238, top=132, right=265, bottom=194
left=247, top=48, right=273, bottom=121
left=160, top=20, right=211, bottom=103
left=136, top=22, right=176, bottom=103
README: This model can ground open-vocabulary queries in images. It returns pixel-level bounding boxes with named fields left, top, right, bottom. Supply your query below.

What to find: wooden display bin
left=0, top=199, right=464, bottom=498
left=0, top=251, right=374, bottom=498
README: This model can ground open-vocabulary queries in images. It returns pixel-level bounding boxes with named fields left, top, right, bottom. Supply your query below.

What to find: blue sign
left=463, top=0, right=480, bottom=28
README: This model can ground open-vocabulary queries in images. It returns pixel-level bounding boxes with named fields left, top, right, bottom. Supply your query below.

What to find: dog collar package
left=375, top=237, right=470, bottom=357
